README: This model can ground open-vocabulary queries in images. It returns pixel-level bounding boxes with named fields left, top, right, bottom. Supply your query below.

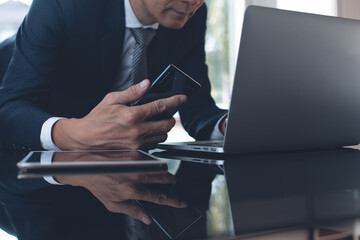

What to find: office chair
left=0, top=35, right=15, bottom=84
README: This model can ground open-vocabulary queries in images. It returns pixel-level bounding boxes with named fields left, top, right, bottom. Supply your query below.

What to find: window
left=0, top=0, right=31, bottom=41
left=276, top=0, right=337, bottom=16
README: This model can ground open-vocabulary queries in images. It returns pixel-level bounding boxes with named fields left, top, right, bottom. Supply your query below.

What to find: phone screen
left=137, top=200, right=202, bottom=239
left=130, top=64, right=201, bottom=121
left=136, top=184, right=202, bottom=239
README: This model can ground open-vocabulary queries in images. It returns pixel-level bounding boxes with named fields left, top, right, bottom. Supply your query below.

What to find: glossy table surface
left=1, top=146, right=360, bottom=240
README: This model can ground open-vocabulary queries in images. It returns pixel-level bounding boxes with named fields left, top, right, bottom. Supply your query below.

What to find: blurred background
left=1, top=0, right=360, bottom=239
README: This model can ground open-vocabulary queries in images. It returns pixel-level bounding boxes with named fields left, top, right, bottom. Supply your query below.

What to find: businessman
left=0, top=0, right=227, bottom=151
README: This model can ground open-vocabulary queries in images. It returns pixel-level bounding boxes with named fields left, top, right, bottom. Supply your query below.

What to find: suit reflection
left=0, top=149, right=217, bottom=240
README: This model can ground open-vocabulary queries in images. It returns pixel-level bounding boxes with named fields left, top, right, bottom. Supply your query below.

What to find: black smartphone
left=136, top=185, right=202, bottom=239
left=130, top=64, right=201, bottom=121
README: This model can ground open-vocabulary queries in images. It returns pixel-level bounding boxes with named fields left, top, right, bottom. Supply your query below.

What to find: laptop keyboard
left=187, top=141, right=224, bottom=147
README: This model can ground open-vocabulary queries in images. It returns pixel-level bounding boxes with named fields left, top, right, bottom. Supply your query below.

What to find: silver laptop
left=159, top=6, right=360, bottom=154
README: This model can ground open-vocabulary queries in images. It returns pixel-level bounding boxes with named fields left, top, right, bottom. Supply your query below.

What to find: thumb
left=112, top=79, right=150, bottom=105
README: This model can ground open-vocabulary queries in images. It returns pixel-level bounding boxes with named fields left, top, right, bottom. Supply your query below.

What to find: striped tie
left=130, top=28, right=157, bottom=85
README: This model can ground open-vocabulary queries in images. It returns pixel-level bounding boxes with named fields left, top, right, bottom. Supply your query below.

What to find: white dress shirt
left=40, top=0, right=224, bottom=151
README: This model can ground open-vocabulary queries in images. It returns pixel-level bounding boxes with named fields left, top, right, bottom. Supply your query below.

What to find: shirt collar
left=125, top=0, right=159, bottom=29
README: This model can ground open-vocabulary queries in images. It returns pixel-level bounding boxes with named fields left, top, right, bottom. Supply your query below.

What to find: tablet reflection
left=18, top=150, right=167, bottom=178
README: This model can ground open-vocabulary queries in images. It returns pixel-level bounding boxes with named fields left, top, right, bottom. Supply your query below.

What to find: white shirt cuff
left=40, top=151, right=63, bottom=185
left=209, top=114, right=227, bottom=140
left=40, top=117, right=66, bottom=151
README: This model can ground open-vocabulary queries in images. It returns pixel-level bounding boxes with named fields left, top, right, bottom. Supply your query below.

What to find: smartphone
left=136, top=185, right=202, bottom=239
left=130, top=64, right=201, bottom=121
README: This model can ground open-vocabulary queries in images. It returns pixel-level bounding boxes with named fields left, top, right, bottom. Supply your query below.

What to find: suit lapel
left=100, top=0, right=125, bottom=91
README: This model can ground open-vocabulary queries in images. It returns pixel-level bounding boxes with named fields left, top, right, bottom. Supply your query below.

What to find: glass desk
left=1, top=146, right=360, bottom=240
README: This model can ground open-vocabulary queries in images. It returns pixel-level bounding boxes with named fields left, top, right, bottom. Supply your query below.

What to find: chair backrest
left=0, top=35, right=15, bottom=84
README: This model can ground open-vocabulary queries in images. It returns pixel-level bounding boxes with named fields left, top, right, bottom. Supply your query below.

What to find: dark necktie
left=130, top=28, right=156, bottom=85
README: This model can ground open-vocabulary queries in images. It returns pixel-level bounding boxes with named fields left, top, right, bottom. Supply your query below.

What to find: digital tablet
left=17, top=150, right=167, bottom=179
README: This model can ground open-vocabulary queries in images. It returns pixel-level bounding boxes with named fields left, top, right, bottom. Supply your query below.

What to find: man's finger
left=135, top=188, right=188, bottom=209
left=136, top=118, right=175, bottom=137
left=138, top=173, right=177, bottom=185
left=134, top=95, right=187, bottom=121
left=107, top=80, right=150, bottom=105
left=141, top=134, right=169, bottom=148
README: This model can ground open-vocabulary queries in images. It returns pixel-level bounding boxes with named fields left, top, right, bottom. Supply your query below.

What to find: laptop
left=158, top=5, right=360, bottom=154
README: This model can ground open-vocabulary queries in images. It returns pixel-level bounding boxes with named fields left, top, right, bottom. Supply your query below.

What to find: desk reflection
left=3, top=147, right=360, bottom=240
left=0, top=149, right=218, bottom=240
left=224, top=148, right=360, bottom=239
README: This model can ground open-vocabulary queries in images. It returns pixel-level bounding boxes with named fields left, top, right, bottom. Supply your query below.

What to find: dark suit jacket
left=0, top=35, right=15, bottom=84
left=0, top=0, right=227, bottom=150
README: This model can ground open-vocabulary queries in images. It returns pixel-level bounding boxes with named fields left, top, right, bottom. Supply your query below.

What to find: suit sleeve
left=0, top=0, right=72, bottom=150
left=178, top=6, right=228, bottom=140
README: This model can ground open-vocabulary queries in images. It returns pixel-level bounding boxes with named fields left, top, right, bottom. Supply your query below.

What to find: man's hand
left=52, top=80, right=187, bottom=150
left=53, top=151, right=187, bottom=225
left=56, top=172, right=187, bottom=225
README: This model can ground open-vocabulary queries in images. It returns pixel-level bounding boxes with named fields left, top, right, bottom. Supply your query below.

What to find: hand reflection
left=52, top=151, right=187, bottom=225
